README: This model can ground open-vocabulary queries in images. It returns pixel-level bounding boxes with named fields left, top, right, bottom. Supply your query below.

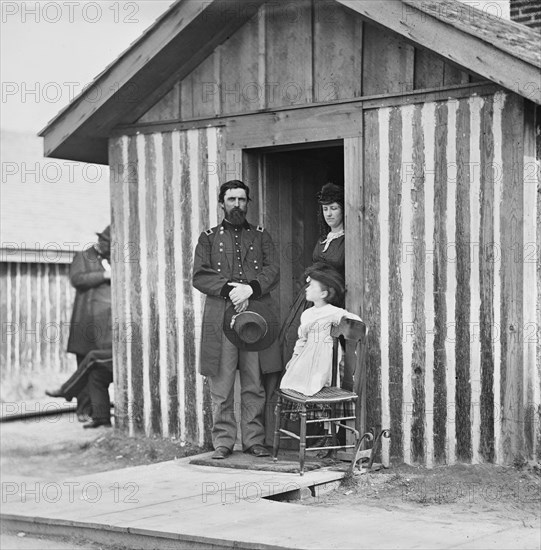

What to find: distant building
left=0, top=129, right=110, bottom=401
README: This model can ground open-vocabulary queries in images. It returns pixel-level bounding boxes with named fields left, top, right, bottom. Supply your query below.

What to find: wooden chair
left=272, top=317, right=368, bottom=475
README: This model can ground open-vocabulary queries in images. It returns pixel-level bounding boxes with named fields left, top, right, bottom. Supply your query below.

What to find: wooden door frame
left=226, top=120, right=367, bottom=437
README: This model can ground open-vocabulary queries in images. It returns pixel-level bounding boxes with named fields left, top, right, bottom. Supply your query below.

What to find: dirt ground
left=1, top=412, right=540, bottom=542
left=0, top=412, right=205, bottom=480
left=305, top=459, right=541, bottom=531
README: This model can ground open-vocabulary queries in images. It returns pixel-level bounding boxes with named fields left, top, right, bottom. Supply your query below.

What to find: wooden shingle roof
left=40, top=0, right=541, bottom=165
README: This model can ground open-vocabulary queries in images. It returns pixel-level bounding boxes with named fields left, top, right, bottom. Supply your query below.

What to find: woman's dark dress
left=279, top=235, right=345, bottom=367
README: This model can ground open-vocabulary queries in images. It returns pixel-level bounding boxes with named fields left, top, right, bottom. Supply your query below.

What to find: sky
left=1, top=0, right=176, bottom=134
left=0, top=1, right=175, bottom=249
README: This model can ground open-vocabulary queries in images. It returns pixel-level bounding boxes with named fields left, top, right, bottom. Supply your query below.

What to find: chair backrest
left=330, top=317, right=368, bottom=387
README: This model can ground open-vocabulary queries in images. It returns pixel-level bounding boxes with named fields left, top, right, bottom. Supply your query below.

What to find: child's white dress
left=279, top=304, right=361, bottom=396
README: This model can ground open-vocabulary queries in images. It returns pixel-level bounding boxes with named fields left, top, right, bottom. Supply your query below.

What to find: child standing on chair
left=280, top=263, right=362, bottom=396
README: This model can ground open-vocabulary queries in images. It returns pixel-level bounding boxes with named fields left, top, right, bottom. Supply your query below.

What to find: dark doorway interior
left=244, top=143, right=344, bottom=324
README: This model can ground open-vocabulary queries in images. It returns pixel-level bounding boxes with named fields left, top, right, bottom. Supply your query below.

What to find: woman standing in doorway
left=279, top=182, right=345, bottom=366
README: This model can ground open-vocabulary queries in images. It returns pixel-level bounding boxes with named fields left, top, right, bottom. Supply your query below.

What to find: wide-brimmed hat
left=96, top=225, right=111, bottom=242
left=305, top=262, right=345, bottom=306
left=223, top=301, right=279, bottom=351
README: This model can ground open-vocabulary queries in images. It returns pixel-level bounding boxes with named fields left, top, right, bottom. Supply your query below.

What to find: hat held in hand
left=223, top=301, right=278, bottom=351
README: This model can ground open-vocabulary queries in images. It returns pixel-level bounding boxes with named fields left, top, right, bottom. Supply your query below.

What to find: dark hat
left=317, top=183, right=344, bottom=206
left=96, top=225, right=111, bottom=242
left=305, top=262, right=345, bottom=306
left=223, top=301, right=279, bottom=351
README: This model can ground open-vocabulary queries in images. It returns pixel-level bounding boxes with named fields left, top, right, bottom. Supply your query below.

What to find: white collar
left=320, top=229, right=344, bottom=252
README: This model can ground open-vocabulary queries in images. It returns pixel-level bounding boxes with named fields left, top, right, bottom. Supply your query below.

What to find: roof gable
left=40, top=0, right=541, bottom=165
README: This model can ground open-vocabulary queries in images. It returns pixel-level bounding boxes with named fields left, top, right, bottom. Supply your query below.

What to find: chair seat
left=278, top=386, right=357, bottom=404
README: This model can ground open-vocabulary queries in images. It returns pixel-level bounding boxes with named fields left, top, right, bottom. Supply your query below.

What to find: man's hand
left=234, top=299, right=249, bottom=313
left=228, top=283, right=253, bottom=306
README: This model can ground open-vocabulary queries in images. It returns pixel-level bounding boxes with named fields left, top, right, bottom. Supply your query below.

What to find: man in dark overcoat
left=65, top=226, right=112, bottom=420
left=193, top=180, right=281, bottom=459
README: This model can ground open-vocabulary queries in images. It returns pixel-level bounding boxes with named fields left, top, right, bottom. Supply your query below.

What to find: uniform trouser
left=87, top=364, right=113, bottom=422
left=208, top=337, right=266, bottom=451
left=75, top=354, right=92, bottom=417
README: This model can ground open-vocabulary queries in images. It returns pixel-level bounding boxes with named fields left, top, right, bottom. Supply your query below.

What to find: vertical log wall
left=109, top=92, right=539, bottom=466
left=109, top=128, right=226, bottom=444
left=361, top=91, right=539, bottom=465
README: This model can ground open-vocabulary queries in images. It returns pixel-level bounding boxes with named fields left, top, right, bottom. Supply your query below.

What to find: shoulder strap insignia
left=256, top=225, right=264, bottom=233
left=205, top=227, right=214, bottom=236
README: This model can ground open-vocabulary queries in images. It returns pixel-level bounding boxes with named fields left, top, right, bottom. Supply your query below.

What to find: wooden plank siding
left=108, top=128, right=226, bottom=442
left=136, top=1, right=480, bottom=126
left=0, top=261, right=76, bottom=402
left=361, top=92, right=538, bottom=465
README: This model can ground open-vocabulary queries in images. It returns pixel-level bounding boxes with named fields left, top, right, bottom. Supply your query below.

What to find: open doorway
left=243, top=142, right=344, bottom=325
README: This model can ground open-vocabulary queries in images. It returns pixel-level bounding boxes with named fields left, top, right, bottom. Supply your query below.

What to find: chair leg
left=299, top=408, right=307, bottom=476
left=329, top=404, right=338, bottom=459
left=272, top=398, right=282, bottom=462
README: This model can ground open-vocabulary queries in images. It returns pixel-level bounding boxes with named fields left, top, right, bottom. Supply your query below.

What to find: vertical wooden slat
left=266, top=0, right=313, bottom=109
left=362, top=110, right=382, bottom=443
left=197, top=128, right=210, bottom=446
left=479, top=96, right=495, bottom=463
left=414, top=49, right=444, bottom=90
left=469, top=96, right=483, bottom=464
left=388, top=106, right=404, bottom=463
left=19, top=263, right=29, bottom=373
left=313, top=1, right=363, bottom=101
left=433, top=102, right=449, bottom=464
left=258, top=5, right=266, bottom=111
left=219, top=13, right=259, bottom=115
left=35, top=262, right=42, bottom=372
left=363, top=23, right=414, bottom=96
left=455, top=98, right=472, bottom=462
left=522, top=100, right=538, bottom=459
left=145, top=134, right=162, bottom=436
left=129, top=134, right=145, bottom=433
left=110, top=135, right=129, bottom=432
left=162, top=131, right=179, bottom=438
left=345, top=134, right=365, bottom=431
left=500, top=93, right=525, bottom=462
left=137, top=134, right=152, bottom=434
left=411, top=104, right=427, bottom=465
left=138, top=82, right=181, bottom=124
left=445, top=98, right=458, bottom=465
left=153, top=133, right=167, bottom=436
left=400, top=104, right=415, bottom=465
left=492, top=93, right=504, bottom=463
left=0, top=263, right=8, bottom=374
left=190, top=53, right=218, bottom=120
left=42, top=263, right=51, bottom=372
left=172, top=130, right=187, bottom=441
left=47, top=263, right=56, bottom=375
left=378, top=107, right=391, bottom=465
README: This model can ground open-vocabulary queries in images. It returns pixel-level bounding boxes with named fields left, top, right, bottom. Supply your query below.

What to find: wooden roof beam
left=39, top=0, right=265, bottom=163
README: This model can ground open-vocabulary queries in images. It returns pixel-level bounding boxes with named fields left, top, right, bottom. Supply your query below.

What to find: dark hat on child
left=96, top=225, right=111, bottom=242
left=223, top=301, right=279, bottom=351
left=305, top=262, right=345, bottom=306
left=317, top=182, right=344, bottom=207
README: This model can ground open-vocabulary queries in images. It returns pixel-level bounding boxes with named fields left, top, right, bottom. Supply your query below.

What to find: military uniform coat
left=67, top=247, right=112, bottom=356
left=193, top=221, right=281, bottom=377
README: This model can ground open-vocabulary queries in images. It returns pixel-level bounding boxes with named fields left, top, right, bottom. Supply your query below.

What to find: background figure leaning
left=63, top=226, right=112, bottom=421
